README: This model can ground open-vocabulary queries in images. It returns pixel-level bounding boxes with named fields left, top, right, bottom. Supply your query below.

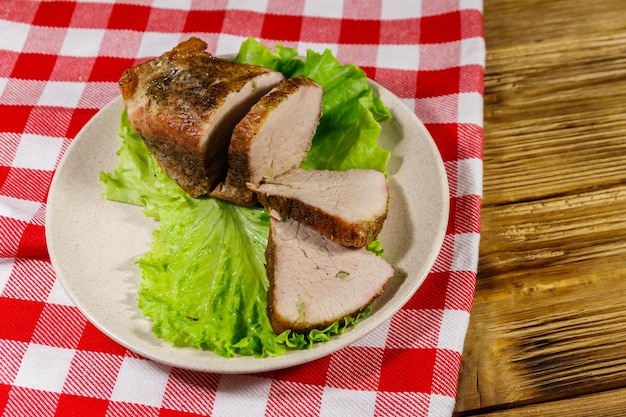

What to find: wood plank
left=479, top=185, right=626, bottom=277
left=456, top=258, right=626, bottom=411
left=483, top=0, right=626, bottom=48
left=455, top=0, right=626, bottom=413
left=481, top=0, right=626, bottom=206
left=455, top=187, right=626, bottom=411
left=456, top=387, right=626, bottom=417
left=483, top=31, right=626, bottom=206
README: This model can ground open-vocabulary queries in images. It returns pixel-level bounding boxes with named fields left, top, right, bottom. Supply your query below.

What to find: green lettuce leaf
left=100, top=39, right=391, bottom=357
left=138, top=198, right=283, bottom=357
left=99, top=110, right=191, bottom=219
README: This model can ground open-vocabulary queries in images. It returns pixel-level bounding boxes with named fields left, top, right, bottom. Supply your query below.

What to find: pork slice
left=118, top=37, right=285, bottom=197
left=253, top=168, right=389, bottom=248
left=266, top=215, right=394, bottom=334
left=210, top=76, right=323, bottom=206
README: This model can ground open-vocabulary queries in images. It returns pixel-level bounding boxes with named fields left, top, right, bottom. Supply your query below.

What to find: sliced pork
left=118, top=37, right=285, bottom=197
left=253, top=168, right=389, bottom=248
left=210, top=75, right=323, bottom=206
left=266, top=214, right=394, bottom=334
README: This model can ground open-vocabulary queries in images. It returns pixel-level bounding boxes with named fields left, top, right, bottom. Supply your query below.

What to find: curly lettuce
left=100, top=38, right=391, bottom=357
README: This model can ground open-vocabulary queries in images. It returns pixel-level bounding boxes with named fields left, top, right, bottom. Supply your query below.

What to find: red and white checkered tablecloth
left=0, top=1, right=484, bottom=416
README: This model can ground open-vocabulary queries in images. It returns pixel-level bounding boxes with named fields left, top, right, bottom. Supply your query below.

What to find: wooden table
left=453, top=0, right=626, bottom=415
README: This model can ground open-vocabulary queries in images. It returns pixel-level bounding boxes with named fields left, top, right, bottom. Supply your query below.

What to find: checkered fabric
left=0, top=1, right=484, bottom=416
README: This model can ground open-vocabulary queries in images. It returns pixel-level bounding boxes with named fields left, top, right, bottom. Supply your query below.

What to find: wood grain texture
left=483, top=31, right=626, bottom=206
left=460, top=388, right=626, bottom=417
left=454, top=0, right=626, bottom=415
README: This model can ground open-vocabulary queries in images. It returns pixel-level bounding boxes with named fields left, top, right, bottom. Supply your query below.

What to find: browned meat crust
left=254, top=169, right=389, bottom=248
left=210, top=75, right=323, bottom=206
left=118, top=37, right=284, bottom=197
left=259, top=193, right=386, bottom=248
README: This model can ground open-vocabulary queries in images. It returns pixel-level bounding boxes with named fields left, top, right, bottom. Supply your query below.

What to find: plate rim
left=45, top=79, right=449, bottom=374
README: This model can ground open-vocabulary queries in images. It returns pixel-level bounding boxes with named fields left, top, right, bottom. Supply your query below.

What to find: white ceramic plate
left=46, top=80, right=449, bottom=373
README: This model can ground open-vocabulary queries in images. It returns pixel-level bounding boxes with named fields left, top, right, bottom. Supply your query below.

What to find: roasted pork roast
left=253, top=168, right=389, bottom=248
left=118, top=38, right=395, bottom=336
left=266, top=214, right=394, bottom=334
left=118, top=37, right=284, bottom=197
left=210, top=75, right=323, bottom=205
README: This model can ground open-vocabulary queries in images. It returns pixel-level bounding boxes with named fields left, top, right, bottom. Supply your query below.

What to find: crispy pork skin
left=253, top=168, right=389, bottom=248
left=210, top=75, right=323, bottom=206
left=118, top=37, right=284, bottom=197
left=266, top=214, right=394, bottom=334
